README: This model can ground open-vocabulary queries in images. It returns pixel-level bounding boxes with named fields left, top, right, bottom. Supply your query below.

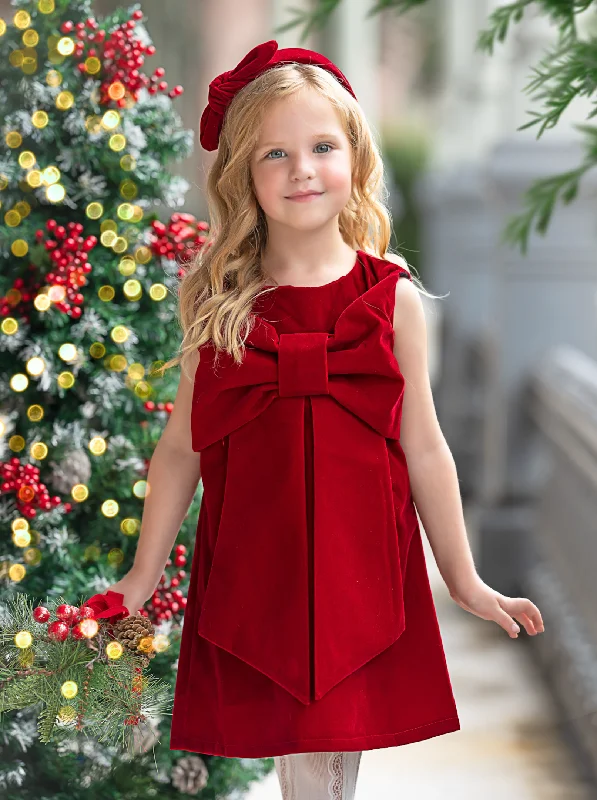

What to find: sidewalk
left=247, top=515, right=594, bottom=799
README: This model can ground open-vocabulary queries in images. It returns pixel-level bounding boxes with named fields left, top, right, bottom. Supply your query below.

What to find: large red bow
left=200, top=39, right=358, bottom=152
left=192, top=267, right=414, bottom=705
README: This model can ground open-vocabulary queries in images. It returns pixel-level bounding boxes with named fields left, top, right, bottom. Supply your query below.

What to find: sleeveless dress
left=169, top=250, right=460, bottom=758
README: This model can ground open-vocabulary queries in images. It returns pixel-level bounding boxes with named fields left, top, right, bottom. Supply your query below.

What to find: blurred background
left=2, top=0, right=597, bottom=798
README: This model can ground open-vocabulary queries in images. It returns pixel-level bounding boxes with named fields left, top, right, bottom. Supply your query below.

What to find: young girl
left=104, top=40, right=544, bottom=799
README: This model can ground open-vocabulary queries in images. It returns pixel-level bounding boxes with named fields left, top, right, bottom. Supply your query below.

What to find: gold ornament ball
left=34, top=293, right=51, bottom=311
left=89, top=436, right=106, bottom=455
left=26, top=356, right=45, bottom=376
left=120, top=517, right=140, bottom=536
left=111, top=325, right=129, bottom=343
left=30, top=442, right=48, bottom=460
left=27, top=169, right=42, bottom=187
left=57, top=371, right=75, bottom=389
left=11, top=517, right=29, bottom=532
left=18, top=151, right=36, bottom=169
left=0, top=19, right=6, bottom=37
left=13, top=10, right=31, bottom=29
left=9, top=435, right=26, bottom=451
left=38, top=0, right=56, bottom=13
left=86, top=201, right=103, bottom=219
left=134, top=245, right=151, bottom=264
left=8, top=564, right=26, bottom=582
left=123, top=279, right=142, bottom=300
left=100, top=230, right=117, bottom=247
left=56, top=37, right=74, bottom=56
left=89, top=342, right=106, bottom=358
left=46, top=69, right=62, bottom=86
left=27, top=404, right=44, bottom=422
left=10, top=374, right=28, bottom=392
left=22, top=29, right=39, bottom=47
left=133, top=480, right=149, bottom=499
left=120, top=154, right=136, bottom=171
left=112, top=236, right=128, bottom=253
left=100, top=219, right=117, bottom=232
left=106, top=641, right=123, bottom=660
left=11, top=239, right=29, bottom=257
left=107, top=548, right=124, bottom=566
left=109, top=354, right=127, bottom=372
left=71, top=484, right=89, bottom=502
left=23, top=547, right=42, bottom=566
left=101, top=110, right=120, bottom=130
left=6, top=131, right=22, bottom=148
left=56, top=91, right=74, bottom=110
left=46, top=184, right=65, bottom=203
left=32, top=110, right=48, bottom=128
left=58, top=342, right=77, bottom=362
left=12, top=529, right=31, bottom=547
left=2, top=317, right=19, bottom=335
left=119, top=256, right=136, bottom=275
left=101, top=499, right=119, bottom=517
left=149, top=283, right=168, bottom=301
left=85, top=56, right=101, bottom=74
left=14, top=630, right=33, bottom=649
left=98, top=285, right=116, bottom=302
left=109, top=133, right=126, bottom=152
left=60, top=680, right=78, bottom=699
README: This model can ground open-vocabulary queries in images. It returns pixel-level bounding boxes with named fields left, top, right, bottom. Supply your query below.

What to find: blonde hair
left=161, top=61, right=433, bottom=383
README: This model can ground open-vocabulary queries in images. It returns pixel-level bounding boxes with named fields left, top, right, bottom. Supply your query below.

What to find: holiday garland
left=0, top=590, right=171, bottom=750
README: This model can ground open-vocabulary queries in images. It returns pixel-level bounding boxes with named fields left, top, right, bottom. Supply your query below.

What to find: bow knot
left=278, top=332, right=329, bottom=397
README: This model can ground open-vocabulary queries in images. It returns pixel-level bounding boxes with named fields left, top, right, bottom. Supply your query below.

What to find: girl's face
left=250, top=87, right=353, bottom=232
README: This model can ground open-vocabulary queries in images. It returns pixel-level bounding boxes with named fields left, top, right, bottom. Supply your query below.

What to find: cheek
left=322, top=157, right=352, bottom=194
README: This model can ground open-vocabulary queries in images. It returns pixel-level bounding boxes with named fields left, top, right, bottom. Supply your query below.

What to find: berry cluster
left=146, top=544, right=188, bottom=623
left=149, top=213, right=209, bottom=273
left=0, top=458, right=66, bottom=519
left=32, top=219, right=98, bottom=319
left=61, top=10, right=183, bottom=106
left=33, top=602, right=96, bottom=642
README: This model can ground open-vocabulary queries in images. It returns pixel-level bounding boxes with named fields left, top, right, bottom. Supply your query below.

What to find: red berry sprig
left=34, top=219, right=97, bottom=319
left=62, top=10, right=183, bottom=107
left=143, top=544, right=187, bottom=624
left=34, top=603, right=96, bottom=641
left=1, top=458, right=66, bottom=519
left=149, top=213, right=209, bottom=275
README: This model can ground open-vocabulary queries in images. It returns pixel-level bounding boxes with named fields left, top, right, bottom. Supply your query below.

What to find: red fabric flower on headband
left=199, top=39, right=358, bottom=152
left=85, top=589, right=130, bottom=621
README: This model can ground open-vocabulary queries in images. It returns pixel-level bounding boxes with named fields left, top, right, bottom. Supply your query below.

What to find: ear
left=383, top=251, right=411, bottom=274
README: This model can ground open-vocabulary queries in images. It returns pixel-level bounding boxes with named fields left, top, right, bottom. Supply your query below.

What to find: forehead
left=255, top=87, right=344, bottom=144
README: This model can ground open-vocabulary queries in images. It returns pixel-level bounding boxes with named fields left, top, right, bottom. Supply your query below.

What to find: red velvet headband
left=199, top=39, right=358, bottom=152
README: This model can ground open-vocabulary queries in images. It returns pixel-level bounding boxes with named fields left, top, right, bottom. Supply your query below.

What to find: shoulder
left=361, top=249, right=413, bottom=283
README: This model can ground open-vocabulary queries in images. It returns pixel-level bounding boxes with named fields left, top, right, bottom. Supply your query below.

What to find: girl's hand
left=450, top=577, right=545, bottom=638
left=104, top=571, right=155, bottom=618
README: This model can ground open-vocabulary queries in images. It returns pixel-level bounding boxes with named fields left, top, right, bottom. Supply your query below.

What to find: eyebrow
left=257, top=133, right=342, bottom=149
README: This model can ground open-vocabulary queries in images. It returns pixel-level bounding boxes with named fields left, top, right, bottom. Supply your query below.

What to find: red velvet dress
left=169, top=250, right=460, bottom=758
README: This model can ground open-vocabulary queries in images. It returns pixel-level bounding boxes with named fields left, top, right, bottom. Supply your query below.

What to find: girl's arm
left=105, top=349, right=202, bottom=614
left=392, top=277, right=544, bottom=639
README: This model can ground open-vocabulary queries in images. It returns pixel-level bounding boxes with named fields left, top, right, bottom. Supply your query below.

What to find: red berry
left=71, top=624, right=85, bottom=640
left=33, top=606, right=50, bottom=623
left=48, top=620, right=69, bottom=641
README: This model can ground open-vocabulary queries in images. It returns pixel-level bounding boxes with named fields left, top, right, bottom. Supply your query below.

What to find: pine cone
left=171, top=755, right=209, bottom=795
left=111, top=614, right=156, bottom=659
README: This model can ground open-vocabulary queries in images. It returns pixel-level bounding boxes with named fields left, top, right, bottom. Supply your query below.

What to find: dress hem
left=169, top=714, right=461, bottom=758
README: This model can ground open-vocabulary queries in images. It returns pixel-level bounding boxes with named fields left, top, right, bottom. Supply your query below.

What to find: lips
left=286, top=191, right=323, bottom=200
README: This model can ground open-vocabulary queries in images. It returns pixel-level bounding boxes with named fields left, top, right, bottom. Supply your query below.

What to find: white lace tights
left=273, top=751, right=363, bottom=800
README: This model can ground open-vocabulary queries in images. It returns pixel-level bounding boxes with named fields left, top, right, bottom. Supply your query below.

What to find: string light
left=32, top=110, right=48, bottom=128
left=56, top=37, right=74, bottom=56
left=57, top=343, right=77, bottom=362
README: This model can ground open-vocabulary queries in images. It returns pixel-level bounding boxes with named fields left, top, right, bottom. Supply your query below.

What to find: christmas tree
left=0, top=0, right=272, bottom=795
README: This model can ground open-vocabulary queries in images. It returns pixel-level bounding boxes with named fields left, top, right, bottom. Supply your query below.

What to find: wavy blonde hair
left=161, top=61, right=433, bottom=383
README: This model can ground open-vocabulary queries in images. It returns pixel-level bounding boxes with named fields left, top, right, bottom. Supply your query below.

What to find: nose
left=288, top=152, right=316, bottom=182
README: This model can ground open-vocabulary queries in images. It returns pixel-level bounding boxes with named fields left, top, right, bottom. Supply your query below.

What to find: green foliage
left=279, top=0, right=597, bottom=253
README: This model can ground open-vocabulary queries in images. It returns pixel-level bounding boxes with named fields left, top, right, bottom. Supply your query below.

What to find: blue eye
left=265, top=143, right=334, bottom=159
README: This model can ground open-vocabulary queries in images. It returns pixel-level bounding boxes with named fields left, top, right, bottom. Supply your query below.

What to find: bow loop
left=278, top=332, right=329, bottom=397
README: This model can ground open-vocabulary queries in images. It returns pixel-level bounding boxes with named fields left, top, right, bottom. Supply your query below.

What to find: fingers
left=498, top=596, right=545, bottom=637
